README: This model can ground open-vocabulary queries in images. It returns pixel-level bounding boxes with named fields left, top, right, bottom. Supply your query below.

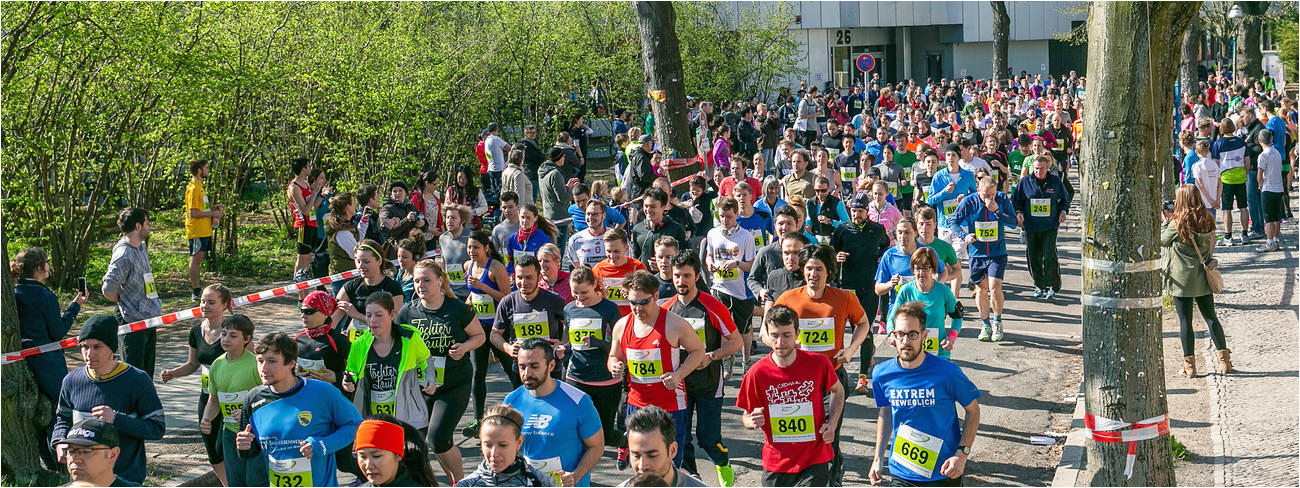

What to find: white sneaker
left=978, top=325, right=992, bottom=342
left=991, top=319, right=1004, bottom=342
left=1216, top=236, right=1232, bottom=247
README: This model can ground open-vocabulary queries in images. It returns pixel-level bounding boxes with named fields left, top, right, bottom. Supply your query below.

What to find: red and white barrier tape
left=1, top=249, right=443, bottom=365
left=1084, top=412, right=1170, bottom=479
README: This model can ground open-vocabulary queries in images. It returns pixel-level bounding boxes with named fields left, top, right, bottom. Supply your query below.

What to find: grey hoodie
left=454, top=457, right=557, bottom=487
left=538, top=160, right=572, bottom=222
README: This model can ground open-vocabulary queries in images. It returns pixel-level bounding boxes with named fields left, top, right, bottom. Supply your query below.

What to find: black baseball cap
left=55, top=418, right=119, bottom=448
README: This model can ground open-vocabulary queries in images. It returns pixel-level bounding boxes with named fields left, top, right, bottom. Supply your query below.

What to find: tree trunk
left=1079, top=2, right=1200, bottom=486
left=1235, top=1, right=1268, bottom=82
left=633, top=0, right=700, bottom=189
left=991, top=1, right=1010, bottom=88
left=0, top=225, right=56, bottom=485
left=1180, top=21, right=1201, bottom=104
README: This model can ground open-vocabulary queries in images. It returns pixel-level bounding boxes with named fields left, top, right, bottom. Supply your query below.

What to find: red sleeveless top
left=621, top=308, right=686, bottom=412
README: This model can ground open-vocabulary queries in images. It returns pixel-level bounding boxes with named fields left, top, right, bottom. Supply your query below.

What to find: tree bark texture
left=1079, top=2, right=1200, bottom=486
left=633, top=0, right=701, bottom=188
left=991, top=1, right=1010, bottom=88
left=1180, top=21, right=1201, bottom=104
left=0, top=228, right=55, bottom=484
left=1235, top=1, right=1268, bottom=82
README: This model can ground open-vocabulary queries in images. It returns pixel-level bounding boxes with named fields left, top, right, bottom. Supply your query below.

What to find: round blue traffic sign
left=856, top=53, right=875, bottom=72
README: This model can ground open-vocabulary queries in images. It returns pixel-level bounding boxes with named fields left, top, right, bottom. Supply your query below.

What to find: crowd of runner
left=15, top=68, right=1297, bottom=487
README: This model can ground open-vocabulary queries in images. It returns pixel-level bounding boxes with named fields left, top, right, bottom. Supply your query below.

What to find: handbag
left=1190, top=235, right=1223, bottom=294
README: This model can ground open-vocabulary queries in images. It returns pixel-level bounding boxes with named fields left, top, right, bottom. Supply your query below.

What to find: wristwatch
left=957, top=445, right=972, bottom=456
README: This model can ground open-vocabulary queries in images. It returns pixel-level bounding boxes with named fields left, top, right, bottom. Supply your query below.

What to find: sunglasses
left=815, top=188, right=829, bottom=193
left=628, top=297, right=653, bottom=306
left=299, top=307, right=320, bottom=316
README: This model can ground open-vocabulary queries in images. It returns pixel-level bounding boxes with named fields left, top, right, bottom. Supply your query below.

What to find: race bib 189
left=512, top=312, right=549, bottom=339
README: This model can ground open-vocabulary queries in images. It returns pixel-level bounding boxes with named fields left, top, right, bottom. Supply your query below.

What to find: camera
left=1162, top=201, right=1175, bottom=213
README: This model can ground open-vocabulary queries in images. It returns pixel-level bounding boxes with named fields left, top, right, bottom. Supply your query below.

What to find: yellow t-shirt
left=185, top=177, right=212, bottom=239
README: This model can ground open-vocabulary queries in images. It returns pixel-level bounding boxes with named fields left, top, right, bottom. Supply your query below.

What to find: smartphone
left=77, top=277, right=87, bottom=294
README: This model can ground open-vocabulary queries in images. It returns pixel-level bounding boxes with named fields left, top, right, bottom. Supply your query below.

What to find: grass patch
left=1171, top=434, right=1189, bottom=460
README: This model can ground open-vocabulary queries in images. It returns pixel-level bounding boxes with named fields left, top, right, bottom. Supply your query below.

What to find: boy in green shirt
left=202, top=314, right=266, bottom=486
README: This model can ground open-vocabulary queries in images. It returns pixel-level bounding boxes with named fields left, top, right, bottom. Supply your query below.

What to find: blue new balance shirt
left=505, top=382, right=603, bottom=486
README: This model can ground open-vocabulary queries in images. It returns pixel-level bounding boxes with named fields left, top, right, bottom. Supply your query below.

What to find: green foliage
left=1268, top=5, right=1297, bottom=80
left=2, top=1, right=799, bottom=291
left=1170, top=434, right=1189, bottom=460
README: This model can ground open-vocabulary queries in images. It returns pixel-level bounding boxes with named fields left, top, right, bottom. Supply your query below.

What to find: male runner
left=568, top=199, right=612, bottom=268
left=869, top=303, right=981, bottom=487
left=1012, top=155, right=1071, bottom=299
left=185, top=158, right=224, bottom=302
left=490, top=255, right=567, bottom=386
left=505, top=338, right=604, bottom=487
left=736, top=305, right=846, bottom=487
left=593, top=228, right=648, bottom=315
left=705, top=196, right=758, bottom=376
left=926, top=144, right=978, bottom=295
left=949, top=177, right=1018, bottom=342
left=661, top=251, right=742, bottom=486
left=608, top=270, right=707, bottom=468
left=832, top=193, right=891, bottom=394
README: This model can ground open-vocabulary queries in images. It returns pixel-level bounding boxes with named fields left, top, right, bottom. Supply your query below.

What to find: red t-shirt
left=736, top=349, right=838, bottom=473
left=475, top=141, right=489, bottom=174
left=719, top=176, right=762, bottom=204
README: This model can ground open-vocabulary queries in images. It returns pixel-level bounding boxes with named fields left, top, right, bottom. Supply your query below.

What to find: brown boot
left=1181, top=356, right=1197, bottom=378
left=1217, top=349, right=1232, bottom=373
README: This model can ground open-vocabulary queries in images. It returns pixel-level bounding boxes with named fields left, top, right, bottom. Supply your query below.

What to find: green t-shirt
left=895, top=151, right=918, bottom=194
left=209, top=351, right=261, bottom=432
left=921, top=237, right=958, bottom=268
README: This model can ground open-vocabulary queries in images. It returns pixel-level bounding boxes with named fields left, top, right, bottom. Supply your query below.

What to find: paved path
left=62, top=194, right=1089, bottom=486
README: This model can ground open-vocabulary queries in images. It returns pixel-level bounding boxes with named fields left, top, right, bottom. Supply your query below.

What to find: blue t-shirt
left=737, top=210, right=775, bottom=249
left=568, top=204, right=627, bottom=232
left=243, top=378, right=362, bottom=487
left=926, top=169, right=979, bottom=227
left=506, top=229, right=554, bottom=274
left=1182, top=151, right=1199, bottom=184
left=753, top=198, right=788, bottom=218
left=875, top=245, right=947, bottom=305
left=504, top=382, right=603, bottom=486
left=872, top=355, right=981, bottom=483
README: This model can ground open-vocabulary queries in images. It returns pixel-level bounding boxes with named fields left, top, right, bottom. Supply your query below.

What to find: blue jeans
left=1247, top=170, right=1264, bottom=235
left=626, top=404, right=690, bottom=468
left=681, top=395, right=729, bottom=475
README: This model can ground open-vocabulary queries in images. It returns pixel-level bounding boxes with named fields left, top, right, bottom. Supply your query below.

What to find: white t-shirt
left=566, top=229, right=608, bottom=267
left=485, top=135, right=510, bottom=172
left=1191, top=157, right=1221, bottom=208
left=959, top=156, right=992, bottom=175
left=705, top=225, right=756, bottom=300
left=1257, top=147, right=1284, bottom=193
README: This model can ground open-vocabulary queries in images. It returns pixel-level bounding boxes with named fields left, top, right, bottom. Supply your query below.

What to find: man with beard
left=504, top=338, right=604, bottom=486
left=868, top=302, right=981, bottom=487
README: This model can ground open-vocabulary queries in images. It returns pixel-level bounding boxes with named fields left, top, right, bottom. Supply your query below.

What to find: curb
left=1050, top=382, right=1087, bottom=487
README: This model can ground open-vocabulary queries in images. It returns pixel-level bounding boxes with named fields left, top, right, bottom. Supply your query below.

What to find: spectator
left=184, top=158, right=224, bottom=302
left=101, top=207, right=162, bottom=378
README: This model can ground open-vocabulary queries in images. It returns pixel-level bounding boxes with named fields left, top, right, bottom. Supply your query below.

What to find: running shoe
left=723, top=356, right=735, bottom=381
left=1247, top=231, right=1267, bottom=241
left=991, top=319, right=1004, bottom=342
left=978, top=324, right=992, bottom=342
left=1045, top=288, right=1057, bottom=300
left=716, top=464, right=736, bottom=487
left=1231, top=236, right=1243, bottom=246
left=1033, top=287, right=1044, bottom=298
left=855, top=374, right=871, bottom=393
left=616, top=447, right=630, bottom=471
left=1216, top=236, right=1232, bottom=247
left=876, top=320, right=887, bottom=334
left=192, top=291, right=202, bottom=303
left=462, top=420, right=480, bottom=439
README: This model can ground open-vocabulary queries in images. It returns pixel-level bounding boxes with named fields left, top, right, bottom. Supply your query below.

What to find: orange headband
left=354, top=420, right=404, bottom=456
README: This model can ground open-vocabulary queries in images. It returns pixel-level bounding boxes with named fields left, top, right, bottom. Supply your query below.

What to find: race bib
left=297, top=358, right=326, bottom=375
left=202, top=194, right=209, bottom=209
left=753, top=231, right=767, bottom=249
left=526, top=456, right=565, bottom=486
left=887, top=180, right=900, bottom=196
left=686, top=318, right=707, bottom=345
left=904, top=168, right=913, bottom=181
left=840, top=166, right=858, bottom=182
left=798, top=317, right=835, bottom=352
left=603, top=277, right=628, bottom=305
left=942, top=198, right=959, bottom=217
left=143, top=272, right=159, bottom=299
left=894, top=274, right=916, bottom=293
left=770, top=401, right=816, bottom=443
left=348, top=322, right=370, bottom=343
left=514, top=250, right=536, bottom=262
left=512, top=311, right=549, bottom=339
left=974, top=220, right=999, bottom=243
left=200, top=364, right=211, bottom=394
left=568, top=317, right=603, bottom=350
left=1030, top=198, right=1051, bottom=218
left=431, top=355, right=446, bottom=386
left=827, top=148, right=842, bottom=158
left=923, top=328, right=941, bottom=353
left=218, top=390, right=250, bottom=429
left=469, top=292, right=496, bottom=320
left=713, top=267, right=741, bottom=283
left=268, top=454, right=313, bottom=487
left=626, top=347, right=664, bottom=384
left=369, top=389, right=396, bottom=415
left=445, top=263, right=467, bottom=288
left=892, top=424, right=944, bottom=479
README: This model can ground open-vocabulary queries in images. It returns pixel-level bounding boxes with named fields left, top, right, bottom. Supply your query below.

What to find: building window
left=1261, top=29, right=1277, bottom=52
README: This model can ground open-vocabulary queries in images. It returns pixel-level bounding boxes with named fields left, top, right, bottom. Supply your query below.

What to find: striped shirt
left=101, top=238, right=162, bottom=322
left=52, top=364, right=165, bottom=483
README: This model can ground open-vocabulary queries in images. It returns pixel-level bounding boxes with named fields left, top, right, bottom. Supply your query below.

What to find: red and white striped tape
left=1, top=249, right=443, bottom=365
left=1084, top=412, right=1170, bottom=479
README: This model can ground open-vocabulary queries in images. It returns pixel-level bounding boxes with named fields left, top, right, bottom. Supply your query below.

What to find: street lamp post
left=1228, top=4, right=1243, bottom=83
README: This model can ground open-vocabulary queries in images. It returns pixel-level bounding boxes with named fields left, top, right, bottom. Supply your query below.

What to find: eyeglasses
left=628, top=297, right=653, bottom=306
left=299, top=308, right=320, bottom=316
left=815, top=188, right=829, bottom=193
left=890, top=330, right=924, bottom=341
left=66, top=446, right=112, bottom=458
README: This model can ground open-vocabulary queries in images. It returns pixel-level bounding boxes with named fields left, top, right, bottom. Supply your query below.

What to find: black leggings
left=1174, top=295, right=1228, bottom=357
left=471, top=339, right=520, bottom=421
left=571, top=381, right=625, bottom=447
left=197, top=392, right=223, bottom=465
left=425, top=381, right=472, bottom=453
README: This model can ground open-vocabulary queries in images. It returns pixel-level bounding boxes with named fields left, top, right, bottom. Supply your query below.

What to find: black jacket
left=514, top=138, right=547, bottom=181
left=830, top=220, right=890, bottom=292
left=628, top=147, right=656, bottom=201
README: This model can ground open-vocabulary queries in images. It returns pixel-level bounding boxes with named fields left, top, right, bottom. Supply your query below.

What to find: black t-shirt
left=667, top=205, right=694, bottom=240
left=395, top=299, right=475, bottom=386
left=494, top=289, right=568, bottom=379
left=684, top=190, right=716, bottom=238
left=365, top=344, right=401, bottom=401
left=564, top=299, right=623, bottom=384
left=294, top=327, right=351, bottom=391
left=188, top=324, right=226, bottom=369
left=343, top=277, right=405, bottom=326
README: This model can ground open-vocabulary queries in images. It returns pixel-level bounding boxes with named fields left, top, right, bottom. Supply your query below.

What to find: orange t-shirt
left=772, top=285, right=866, bottom=370
left=593, top=258, right=648, bottom=315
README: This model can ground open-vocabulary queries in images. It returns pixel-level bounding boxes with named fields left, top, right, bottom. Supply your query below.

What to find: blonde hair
left=413, top=259, right=456, bottom=299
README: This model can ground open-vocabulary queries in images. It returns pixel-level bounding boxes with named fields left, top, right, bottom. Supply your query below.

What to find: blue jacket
left=926, top=168, right=979, bottom=227
left=14, top=278, right=79, bottom=400
left=948, top=192, right=1018, bottom=258
left=1011, top=174, right=1072, bottom=233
